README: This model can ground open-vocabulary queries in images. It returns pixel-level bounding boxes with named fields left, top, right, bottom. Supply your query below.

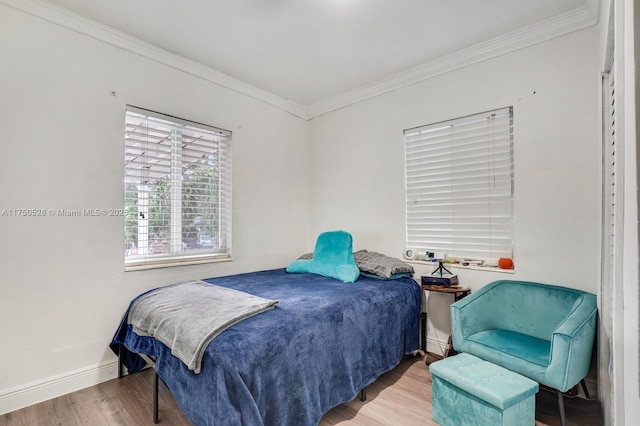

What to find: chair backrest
left=476, top=280, right=590, bottom=341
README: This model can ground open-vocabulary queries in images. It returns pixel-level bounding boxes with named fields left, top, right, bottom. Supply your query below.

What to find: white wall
left=309, top=28, right=601, bottom=351
left=0, top=4, right=310, bottom=413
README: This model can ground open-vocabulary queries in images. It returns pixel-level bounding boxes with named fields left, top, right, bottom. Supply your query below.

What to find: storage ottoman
left=430, top=353, right=539, bottom=426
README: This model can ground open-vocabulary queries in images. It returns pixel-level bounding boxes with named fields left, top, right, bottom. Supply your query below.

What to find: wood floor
left=0, top=354, right=603, bottom=426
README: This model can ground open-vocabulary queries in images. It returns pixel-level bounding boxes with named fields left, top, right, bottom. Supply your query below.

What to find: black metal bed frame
left=118, top=343, right=367, bottom=424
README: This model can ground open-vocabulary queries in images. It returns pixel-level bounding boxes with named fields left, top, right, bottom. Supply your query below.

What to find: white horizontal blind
left=124, top=106, right=232, bottom=269
left=404, top=107, right=514, bottom=262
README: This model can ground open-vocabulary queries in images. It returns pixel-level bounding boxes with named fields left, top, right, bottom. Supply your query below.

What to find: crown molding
left=2, top=0, right=599, bottom=122
left=306, top=3, right=600, bottom=119
left=0, top=0, right=311, bottom=120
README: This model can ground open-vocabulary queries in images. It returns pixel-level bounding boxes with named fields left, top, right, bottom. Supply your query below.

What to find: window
left=124, top=106, right=232, bottom=271
left=404, top=107, right=514, bottom=264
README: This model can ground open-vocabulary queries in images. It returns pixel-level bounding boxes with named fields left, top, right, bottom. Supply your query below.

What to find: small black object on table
left=431, top=260, right=453, bottom=277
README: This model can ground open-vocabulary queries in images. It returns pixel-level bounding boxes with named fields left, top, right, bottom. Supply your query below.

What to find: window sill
left=449, top=263, right=515, bottom=274
left=125, top=254, right=232, bottom=272
left=406, top=260, right=515, bottom=274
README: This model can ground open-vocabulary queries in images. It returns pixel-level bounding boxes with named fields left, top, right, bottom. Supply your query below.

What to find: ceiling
left=37, top=0, right=596, bottom=113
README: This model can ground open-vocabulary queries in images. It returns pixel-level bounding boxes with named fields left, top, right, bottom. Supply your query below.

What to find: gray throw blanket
left=128, top=280, right=279, bottom=373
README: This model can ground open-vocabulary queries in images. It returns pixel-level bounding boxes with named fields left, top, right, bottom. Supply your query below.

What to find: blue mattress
left=111, top=268, right=421, bottom=425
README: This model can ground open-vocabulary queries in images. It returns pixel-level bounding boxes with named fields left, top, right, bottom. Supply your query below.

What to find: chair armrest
left=450, top=281, right=503, bottom=348
left=554, top=293, right=598, bottom=337
left=545, top=293, right=597, bottom=391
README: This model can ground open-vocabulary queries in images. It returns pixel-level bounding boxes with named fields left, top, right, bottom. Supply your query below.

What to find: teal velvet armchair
left=450, top=280, right=597, bottom=426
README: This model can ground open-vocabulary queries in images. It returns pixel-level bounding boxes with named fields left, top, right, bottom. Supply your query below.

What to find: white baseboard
left=424, top=337, right=448, bottom=358
left=0, top=360, right=118, bottom=415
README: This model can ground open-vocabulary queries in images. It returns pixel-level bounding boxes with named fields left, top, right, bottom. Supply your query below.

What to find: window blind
left=404, top=107, right=514, bottom=262
left=124, top=106, right=232, bottom=270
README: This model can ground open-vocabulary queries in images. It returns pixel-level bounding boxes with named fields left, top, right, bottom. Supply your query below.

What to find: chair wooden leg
left=557, top=391, right=566, bottom=426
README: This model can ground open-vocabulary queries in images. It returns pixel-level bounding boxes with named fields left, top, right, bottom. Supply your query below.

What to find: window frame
left=124, top=106, right=232, bottom=271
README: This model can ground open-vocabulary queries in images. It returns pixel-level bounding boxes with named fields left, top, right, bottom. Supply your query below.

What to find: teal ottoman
left=430, top=353, right=539, bottom=426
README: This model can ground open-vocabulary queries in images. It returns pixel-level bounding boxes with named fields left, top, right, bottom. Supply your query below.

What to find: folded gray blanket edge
left=128, top=280, right=279, bottom=374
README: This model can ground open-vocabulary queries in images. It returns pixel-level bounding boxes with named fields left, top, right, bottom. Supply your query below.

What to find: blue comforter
left=111, top=268, right=421, bottom=425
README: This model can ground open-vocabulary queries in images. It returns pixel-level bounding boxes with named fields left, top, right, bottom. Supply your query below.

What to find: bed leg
left=360, top=388, right=366, bottom=402
left=117, top=344, right=123, bottom=379
left=153, top=369, right=159, bottom=424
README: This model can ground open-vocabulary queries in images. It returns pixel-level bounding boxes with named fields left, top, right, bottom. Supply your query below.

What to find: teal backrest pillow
left=286, top=230, right=360, bottom=283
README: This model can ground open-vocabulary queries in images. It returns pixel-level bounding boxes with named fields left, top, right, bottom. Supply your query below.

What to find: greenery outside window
left=124, top=106, right=232, bottom=271
left=404, top=107, right=514, bottom=265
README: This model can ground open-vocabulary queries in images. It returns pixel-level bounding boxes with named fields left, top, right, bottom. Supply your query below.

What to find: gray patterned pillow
left=297, top=250, right=414, bottom=279
left=353, top=250, right=414, bottom=279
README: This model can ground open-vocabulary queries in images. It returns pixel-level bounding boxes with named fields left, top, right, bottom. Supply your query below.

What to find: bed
left=111, top=262, right=420, bottom=425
